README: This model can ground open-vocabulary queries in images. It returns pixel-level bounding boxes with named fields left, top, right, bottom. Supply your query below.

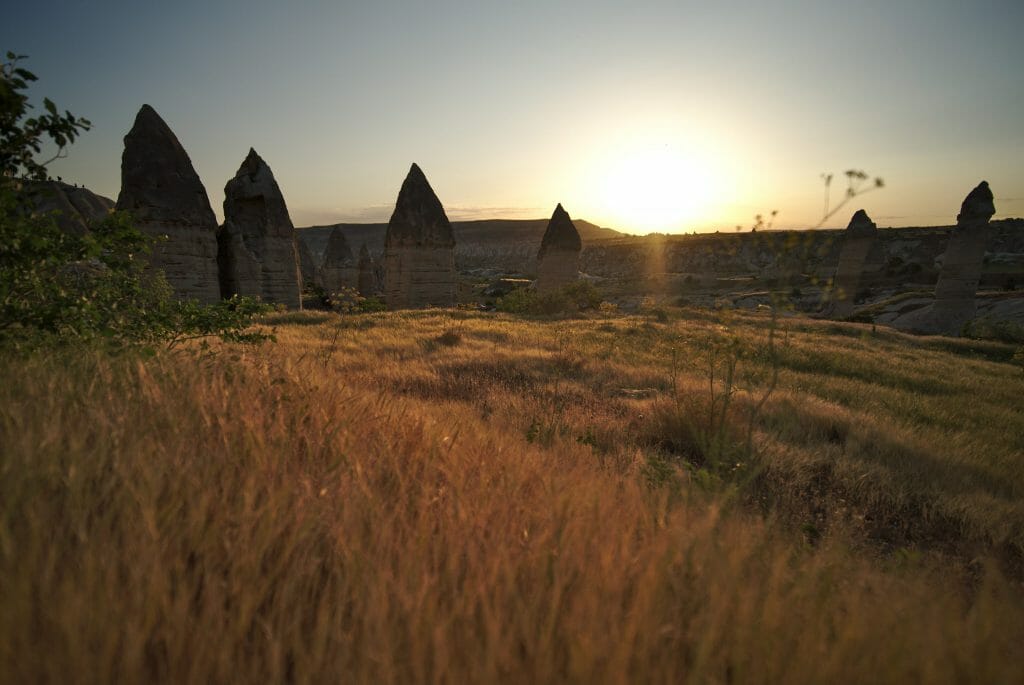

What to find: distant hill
left=297, top=216, right=1024, bottom=283
left=296, top=218, right=624, bottom=260
left=453, top=218, right=622, bottom=245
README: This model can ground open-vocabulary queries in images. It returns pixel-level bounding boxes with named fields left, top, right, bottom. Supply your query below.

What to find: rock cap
left=115, top=104, right=216, bottom=226
left=223, top=147, right=293, bottom=237
left=957, top=181, right=995, bottom=224
left=845, top=209, right=877, bottom=238
left=384, top=163, right=454, bottom=247
left=237, top=147, right=263, bottom=178
left=538, top=203, right=582, bottom=258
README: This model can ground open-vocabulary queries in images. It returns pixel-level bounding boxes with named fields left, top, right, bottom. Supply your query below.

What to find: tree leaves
left=1, top=54, right=91, bottom=181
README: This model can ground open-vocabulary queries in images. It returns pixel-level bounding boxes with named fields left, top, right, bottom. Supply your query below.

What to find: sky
left=4, top=0, right=1023, bottom=234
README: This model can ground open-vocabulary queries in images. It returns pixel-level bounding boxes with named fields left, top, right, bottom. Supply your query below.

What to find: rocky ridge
left=26, top=181, right=114, bottom=235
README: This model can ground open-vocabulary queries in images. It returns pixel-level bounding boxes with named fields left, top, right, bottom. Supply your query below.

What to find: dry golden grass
left=276, top=308, right=1024, bottom=561
left=1, top=307, right=1022, bottom=682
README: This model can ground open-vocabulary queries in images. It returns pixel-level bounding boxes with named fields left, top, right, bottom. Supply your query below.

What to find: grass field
left=2, top=307, right=1022, bottom=682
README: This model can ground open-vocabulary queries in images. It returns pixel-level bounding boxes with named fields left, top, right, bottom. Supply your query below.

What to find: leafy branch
left=1, top=52, right=91, bottom=181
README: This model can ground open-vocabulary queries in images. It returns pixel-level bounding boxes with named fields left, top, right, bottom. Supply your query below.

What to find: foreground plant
left=2, top=342, right=1021, bottom=683
left=0, top=53, right=270, bottom=351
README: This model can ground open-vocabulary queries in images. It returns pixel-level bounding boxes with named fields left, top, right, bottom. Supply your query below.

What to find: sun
left=583, top=141, right=720, bottom=234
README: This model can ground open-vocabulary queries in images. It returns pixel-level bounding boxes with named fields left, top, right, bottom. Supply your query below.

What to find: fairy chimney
left=382, top=163, right=456, bottom=308
left=536, top=203, right=582, bottom=292
left=115, top=104, right=221, bottom=303
left=320, top=227, right=359, bottom=294
left=357, top=243, right=377, bottom=297
left=892, top=181, right=996, bottom=335
left=822, top=209, right=877, bottom=319
left=218, top=148, right=302, bottom=308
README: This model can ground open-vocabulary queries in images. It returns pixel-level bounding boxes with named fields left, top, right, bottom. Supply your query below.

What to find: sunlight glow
left=581, top=140, right=722, bottom=234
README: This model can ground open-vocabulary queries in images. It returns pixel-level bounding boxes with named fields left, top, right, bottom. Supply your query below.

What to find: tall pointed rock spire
left=115, top=104, right=220, bottom=303
left=821, top=209, right=878, bottom=319
left=320, top=227, right=357, bottom=295
left=218, top=147, right=302, bottom=309
left=539, top=203, right=583, bottom=258
left=536, top=203, right=582, bottom=292
left=383, top=163, right=457, bottom=308
left=893, top=181, right=996, bottom=335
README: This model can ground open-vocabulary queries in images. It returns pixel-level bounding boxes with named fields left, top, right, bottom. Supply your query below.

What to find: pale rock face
left=892, top=181, right=996, bottom=335
left=320, top=227, right=359, bottom=294
left=823, top=209, right=878, bottom=319
left=384, top=246, right=456, bottom=307
left=27, top=181, right=114, bottom=236
left=115, top=104, right=221, bottom=303
left=536, top=203, right=581, bottom=292
left=383, top=164, right=457, bottom=308
left=218, top=148, right=302, bottom=309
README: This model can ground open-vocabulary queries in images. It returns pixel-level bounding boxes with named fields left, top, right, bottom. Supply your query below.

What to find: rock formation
left=26, top=181, right=113, bottom=236
left=822, top=209, right=878, bottom=318
left=296, top=236, right=321, bottom=290
left=383, top=163, right=457, bottom=308
left=218, top=148, right=302, bottom=308
left=892, top=181, right=996, bottom=335
left=115, top=104, right=221, bottom=303
left=319, top=227, right=358, bottom=294
left=536, top=203, right=582, bottom=292
left=357, top=244, right=377, bottom=297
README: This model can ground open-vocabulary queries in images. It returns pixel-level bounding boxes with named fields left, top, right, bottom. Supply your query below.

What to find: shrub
left=497, top=280, right=603, bottom=316
left=301, top=282, right=331, bottom=309
left=324, top=286, right=385, bottom=314
left=495, top=287, right=539, bottom=314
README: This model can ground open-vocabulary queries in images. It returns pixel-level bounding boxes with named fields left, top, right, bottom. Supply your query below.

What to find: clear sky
left=4, top=0, right=1023, bottom=233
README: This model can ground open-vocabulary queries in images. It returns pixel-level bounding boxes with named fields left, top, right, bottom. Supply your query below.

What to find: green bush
left=494, top=287, right=537, bottom=314
left=324, top=286, right=385, bottom=314
left=497, top=280, right=603, bottom=316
